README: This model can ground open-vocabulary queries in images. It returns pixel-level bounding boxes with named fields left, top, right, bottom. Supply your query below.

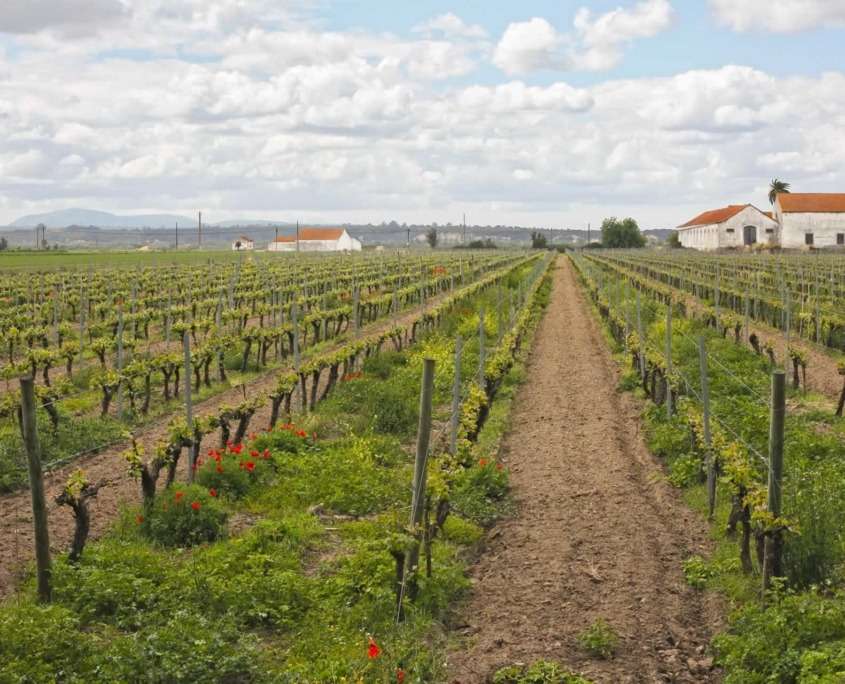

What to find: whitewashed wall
left=777, top=212, right=845, bottom=248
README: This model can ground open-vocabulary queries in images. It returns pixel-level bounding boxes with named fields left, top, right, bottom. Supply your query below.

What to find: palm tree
left=769, top=178, right=790, bottom=205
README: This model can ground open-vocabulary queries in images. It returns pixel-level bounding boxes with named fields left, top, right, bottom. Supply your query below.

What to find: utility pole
left=175, top=221, right=178, bottom=249
left=587, top=222, right=591, bottom=246
left=274, top=224, right=278, bottom=246
left=197, top=211, right=202, bottom=248
left=406, top=227, right=411, bottom=247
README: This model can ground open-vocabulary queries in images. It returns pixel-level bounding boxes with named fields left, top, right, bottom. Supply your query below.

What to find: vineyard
left=572, top=250, right=845, bottom=683
left=2, top=247, right=845, bottom=683
left=0, top=249, right=555, bottom=681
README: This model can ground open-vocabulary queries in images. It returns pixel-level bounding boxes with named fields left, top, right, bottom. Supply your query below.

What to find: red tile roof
left=273, top=227, right=346, bottom=242
left=777, top=193, right=845, bottom=214
left=678, top=205, right=748, bottom=229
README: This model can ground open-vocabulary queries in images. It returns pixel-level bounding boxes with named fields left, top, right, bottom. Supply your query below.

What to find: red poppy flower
left=396, top=668, right=406, bottom=683
left=174, top=490, right=184, bottom=502
left=367, top=637, right=381, bottom=660
left=496, top=463, right=504, bottom=471
left=209, top=488, right=217, bottom=497
left=263, top=448, right=271, bottom=459
left=478, top=458, right=488, bottom=467
left=136, top=514, right=144, bottom=525
left=245, top=461, right=255, bottom=472
left=250, top=449, right=259, bottom=458
left=230, top=444, right=243, bottom=455
left=216, top=465, right=223, bottom=474
left=191, top=501, right=201, bottom=511
left=297, top=430, right=306, bottom=438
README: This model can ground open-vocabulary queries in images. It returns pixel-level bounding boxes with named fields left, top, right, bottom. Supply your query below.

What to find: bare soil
left=447, top=257, right=722, bottom=683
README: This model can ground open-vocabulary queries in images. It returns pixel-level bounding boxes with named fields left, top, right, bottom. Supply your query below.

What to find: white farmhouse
left=677, top=204, right=778, bottom=251
left=773, top=193, right=845, bottom=248
left=232, top=236, right=254, bottom=251
left=267, top=227, right=362, bottom=252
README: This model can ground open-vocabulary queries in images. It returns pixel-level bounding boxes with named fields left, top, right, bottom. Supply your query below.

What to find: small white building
left=774, top=193, right=845, bottom=248
left=232, top=236, right=254, bottom=251
left=677, top=204, right=778, bottom=251
left=267, top=227, right=362, bottom=252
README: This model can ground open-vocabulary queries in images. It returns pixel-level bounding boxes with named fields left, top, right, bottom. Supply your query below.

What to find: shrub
left=140, top=484, right=227, bottom=547
left=714, top=589, right=845, bottom=683
left=451, top=459, right=510, bottom=526
left=577, top=619, right=619, bottom=659
left=195, top=442, right=274, bottom=499
left=493, top=661, right=593, bottom=683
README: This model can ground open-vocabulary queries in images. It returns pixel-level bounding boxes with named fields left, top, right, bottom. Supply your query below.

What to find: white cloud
left=0, top=0, right=127, bottom=36
left=0, top=3, right=844, bottom=229
left=413, top=12, right=487, bottom=39
left=572, top=0, right=673, bottom=70
left=493, top=18, right=563, bottom=74
left=493, top=0, right=673, bottom=74
left=710, top=0, right=845, bottom=33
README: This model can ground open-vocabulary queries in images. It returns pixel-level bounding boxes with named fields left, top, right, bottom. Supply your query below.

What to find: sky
left=0, top=0, right=844, bottom=229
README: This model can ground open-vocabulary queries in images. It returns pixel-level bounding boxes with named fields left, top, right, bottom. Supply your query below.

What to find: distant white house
left=267, top=227, right=362, bottom=252
left=773, top=193, right=845, bottom=248
left=677, top=204, right=778, bottom=251
left=232, top=236, right=254, bottom=251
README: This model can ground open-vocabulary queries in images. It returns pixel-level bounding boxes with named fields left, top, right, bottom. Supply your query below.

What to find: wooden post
left=292, top=301, right=300, bottom=371
left=183, top=331, right=194, bottom=481
left=477, top=307, right=486, bottom=387
left=763, top=370, right=786, bottom=592
left=406, top=358, right=435, bottom=603
left=116, top=308, right=124, bottom=419
left=450, top=335, right=462, bottom=456
left=715, top=264, right=721, bottom=333
left=665, top=302, right=673, bottom=417
left=636, top=290, right=646, bottom=381
left=353, top=287, right=360, bottom=337
left=19, top=377, right=51, bottom=602
left=744, top=294, right=751, bottom=344
left=698, top=336, right=716, bottom=519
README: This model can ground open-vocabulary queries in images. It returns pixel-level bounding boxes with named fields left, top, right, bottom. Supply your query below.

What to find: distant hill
left=10, top=208, right=195, bottom=229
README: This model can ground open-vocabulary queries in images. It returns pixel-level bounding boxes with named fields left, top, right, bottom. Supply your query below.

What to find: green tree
left=530, top=230, right=548, bottom=249
left=667, top=231, right=682, bottom=248
left=600, top=217, right=646, bottom=248
left=425, top=227, right=438, bottom=248
left=769, top=178, right=790, bottom=205
left=0, top=237, right=7, bottom=251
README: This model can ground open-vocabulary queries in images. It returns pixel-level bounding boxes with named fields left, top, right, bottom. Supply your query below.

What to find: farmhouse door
left=743, top=225, right=757, bottom=245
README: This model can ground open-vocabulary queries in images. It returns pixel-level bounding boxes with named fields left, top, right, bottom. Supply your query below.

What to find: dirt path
left=0, top=275, right=477, bottom=597
left=448, top=257, right=722, bottom=683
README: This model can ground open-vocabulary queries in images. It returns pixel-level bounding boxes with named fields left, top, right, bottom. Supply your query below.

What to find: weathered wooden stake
left=665, top=302, right=673, bottom=417
left=477, top=307, right=486, bottom=387
left=183, top=331, right=194, bottom=482
left=405, top=358, right=435, bottom=603
left=698, top=336, right=715, bottom=519
left=763, top=370, right=786, bottom=592
left=20, top=377, right=51, bottom=602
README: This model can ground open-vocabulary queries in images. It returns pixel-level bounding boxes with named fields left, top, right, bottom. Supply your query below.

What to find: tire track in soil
left=447, top=257, right=722, bottom=684
left=0, top=282, right=468, bottom=598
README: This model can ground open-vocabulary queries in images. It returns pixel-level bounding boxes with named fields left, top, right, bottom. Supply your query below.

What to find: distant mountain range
left=8, top=208, right=292, bottom=229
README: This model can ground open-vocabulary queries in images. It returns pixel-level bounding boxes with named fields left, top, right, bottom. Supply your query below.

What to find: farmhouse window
left=726, top=228, right=735, bottom=233
left=805, top=233, right=814, bottom=246
left=838, top=233, right=845, bottom=245
left=765, top=228, right=774, bottom=233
